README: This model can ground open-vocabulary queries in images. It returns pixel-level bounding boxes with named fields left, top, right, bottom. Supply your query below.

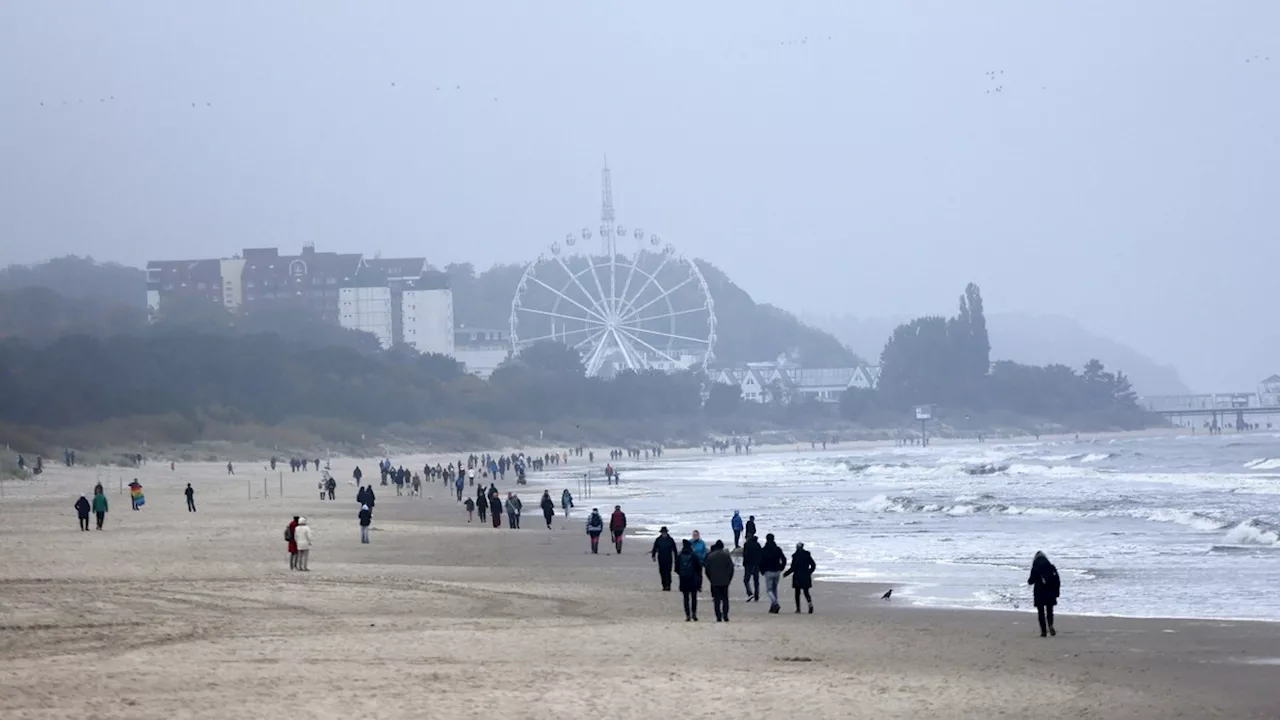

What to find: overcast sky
left=1, top=1, right=1276, bottom=392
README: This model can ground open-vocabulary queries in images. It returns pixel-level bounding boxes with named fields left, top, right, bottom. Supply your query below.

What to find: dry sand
left=2, top=453, right=1278, bottom=719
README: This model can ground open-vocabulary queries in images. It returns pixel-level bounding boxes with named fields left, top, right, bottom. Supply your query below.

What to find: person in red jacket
left=286, top=516, right=300, bottom=570
left=609, top=505, right=627, bottom=554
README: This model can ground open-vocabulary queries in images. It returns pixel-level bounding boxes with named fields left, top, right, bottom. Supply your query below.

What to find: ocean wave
left=851, top=493, right=1232, bottom=530
left=1244, top=458, right=1280, bottom=470
left=1223, top=519, right=1280, bottom=546
left=1080, top=452, right=1115, bottom=463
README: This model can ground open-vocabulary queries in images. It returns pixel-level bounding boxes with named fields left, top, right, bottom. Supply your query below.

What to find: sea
left=570, top=433, right=1280, bottom=622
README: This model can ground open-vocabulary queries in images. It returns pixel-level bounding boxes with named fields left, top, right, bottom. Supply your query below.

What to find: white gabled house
left=709, top=361, right=881, bottom=404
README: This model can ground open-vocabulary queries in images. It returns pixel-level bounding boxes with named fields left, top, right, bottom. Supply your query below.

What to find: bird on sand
left=881, top=589, right=893, bottom=600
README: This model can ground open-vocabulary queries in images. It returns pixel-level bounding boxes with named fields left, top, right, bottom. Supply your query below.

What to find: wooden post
left=263, top=477, right=268, bottom=498
left=279, top=472, right=283, bottom=498
left=247, top=478, right=251, bottom=499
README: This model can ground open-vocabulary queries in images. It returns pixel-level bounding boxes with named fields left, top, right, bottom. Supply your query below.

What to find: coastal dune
left=1, top=456, right=1277, bottom=719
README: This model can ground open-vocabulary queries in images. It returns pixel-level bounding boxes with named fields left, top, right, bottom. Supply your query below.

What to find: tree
left=704, top=382, right=742, bottom=417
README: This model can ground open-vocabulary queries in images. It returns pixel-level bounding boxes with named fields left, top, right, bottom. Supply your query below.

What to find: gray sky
left=1, top=1, right=1276, bottom=392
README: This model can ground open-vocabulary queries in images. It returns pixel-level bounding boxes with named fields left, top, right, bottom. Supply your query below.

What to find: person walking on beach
left=465, top=497, right=475, bottom=522
left=293, top=517, right=313, bottom=571
left=759, top=533, right=787, bottom=613
left=74, top=495, right=91, bottom=531
left=677, top=540, right=703, bottom=621
left=609, top=505, right=627, bottom=553
left=651, top=526, right=678, bottom=591
left=690, top=530, right=708, bottom=562
left=359, top=504, right=372, bottom=544
left=227, top=461, right=234, bottom=475
left=585, top=508, right=605, bottom=554
left=92, top=488, right=109, bottom=530
left=742, top=533, right=762, bottom=602
left=185, top=483, right=196, bottom=512
left=783, top=541, right=817, bottom=614
left=561, top=488, right=573, bottom=519
left=704, top=540, right=735, bottom=622
left=455, top=473, right=465, bottom=502
left=477, top=487, right=488, bottom=524
left=745, top=515, right=756, bottom=541
left=1028, top=551, right=1060, bottom=637
left=489, top=491, right=503, bottom=528
left=286, top=516, right=299, bottom=570
left=731, top=511, right=744, bottom=548
left=540, top=491, right=555, bottom=529
left=326, top=474, right=337, bottom=501
left=353, top=466, right=363, bottom=486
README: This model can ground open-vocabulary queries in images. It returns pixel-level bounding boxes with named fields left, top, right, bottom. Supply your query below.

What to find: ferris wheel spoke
left=574, top=327, right=608, bottom=351
left=627, top=305, right=709, bottom=325
left=614, top=254, right=642, bottom=320
left=515, top=305, right=607, bottom=326
left=584, top=329, right=613, bottom=375
left=616, top=326, right=680, bottom=364
left=527, top=275, right=607, bottom=323
left=616, top=251, right=672, bottom=320
left=612, top=327, right=647, bottom=370
left=621, top=325, right=711, bottom=347
left=583, top=256, right=614, bottom=320
left=516, top=324, right=602, bottom=344
left=620, top=275, right=695, bottom=323
left=553, top=254, right=610, bottom=321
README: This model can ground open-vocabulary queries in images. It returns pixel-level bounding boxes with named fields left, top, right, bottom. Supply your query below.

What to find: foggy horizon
left=2, top=1, right=1276, bottom=393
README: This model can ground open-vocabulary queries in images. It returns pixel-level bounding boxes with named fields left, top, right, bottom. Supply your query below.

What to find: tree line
left=836, top=283, right=1147, bottom=429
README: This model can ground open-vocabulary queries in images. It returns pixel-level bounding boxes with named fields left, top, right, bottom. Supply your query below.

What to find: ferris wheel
left=509, top=224, right=717, bottom=378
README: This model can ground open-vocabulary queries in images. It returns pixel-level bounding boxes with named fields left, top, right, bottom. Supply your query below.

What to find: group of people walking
left=649, top=521, right=816, bottom=622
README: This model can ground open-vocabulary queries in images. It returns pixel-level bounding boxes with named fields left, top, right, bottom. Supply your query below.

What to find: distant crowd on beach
left=50, top=440, right=1062, bottom=636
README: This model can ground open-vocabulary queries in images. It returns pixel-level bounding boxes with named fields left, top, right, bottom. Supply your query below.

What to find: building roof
left=364, top=258, right=427, bottom=280
left=791, top=368, right=856, bottom=388
left=1262, top=374, right=1280, bottom=384
left=146, top=259, right=223, bottom=286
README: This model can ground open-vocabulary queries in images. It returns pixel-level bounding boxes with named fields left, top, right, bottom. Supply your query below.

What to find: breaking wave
left=851, top=493, right=1232, bottom=530
left=1244, top=458, right=1280, bottom=470
left=1223, top=519, right=1280, bottom=547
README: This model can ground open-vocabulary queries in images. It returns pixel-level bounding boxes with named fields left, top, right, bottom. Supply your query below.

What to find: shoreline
left=2, top=455, right=1279, bottom=717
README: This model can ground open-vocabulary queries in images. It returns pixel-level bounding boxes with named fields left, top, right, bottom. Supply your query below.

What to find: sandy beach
left=2, top=453, right=1278, bottom=719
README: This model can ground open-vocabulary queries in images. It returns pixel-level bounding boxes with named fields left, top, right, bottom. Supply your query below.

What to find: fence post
left=263, top=477, right=268, bottom=498
left=279, top=472, right=283, bottom=498
left=247, top=478, right=251, bottom=500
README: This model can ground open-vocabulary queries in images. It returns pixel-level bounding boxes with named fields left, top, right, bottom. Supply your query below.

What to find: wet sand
left=1, top=456, right=1278, bottom=719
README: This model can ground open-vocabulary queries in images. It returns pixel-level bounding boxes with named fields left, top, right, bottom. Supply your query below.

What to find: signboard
left=914, top=405, right=933, bottom=421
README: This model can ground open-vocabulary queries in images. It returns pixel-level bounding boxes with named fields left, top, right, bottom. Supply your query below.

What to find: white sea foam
left=1224, top=519, right=1280, bottom=547
left=1244, top=458, right=1280, bottom=470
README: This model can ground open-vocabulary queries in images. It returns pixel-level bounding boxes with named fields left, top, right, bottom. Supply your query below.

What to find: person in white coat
left=293, top=517, right=314, bottom=571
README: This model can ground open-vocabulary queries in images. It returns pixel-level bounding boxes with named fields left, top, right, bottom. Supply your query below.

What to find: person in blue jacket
left=730, top=511, right=744, bottom=548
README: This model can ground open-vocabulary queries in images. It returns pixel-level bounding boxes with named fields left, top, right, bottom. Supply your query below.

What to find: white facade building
left=711, top=362, right=881, bottom=404
left=401, top=288, right=455, bottom=357
left=455, top=327, right=511, bottom=379
left=339, top=286, right=394, bottom=350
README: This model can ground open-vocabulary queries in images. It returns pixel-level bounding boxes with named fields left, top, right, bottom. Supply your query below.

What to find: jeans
left=296, top=549, right=310, bottom=570
left=658, top=561, right=673, bottom=590
left=1037, top=604, right=1055, bottom=635
left=613, top=533, right=624, bottom=553
left=361, top=525, right=370, bottom=544
left=95, top=511, right=105, bottom=529
left=507, top=512, right=517, bottom=528
left=289, top=551, right=297, bottom=570
left=187, top=498, right=196, bottom=512
left=733, top=529, right=742, bottom=547
left=682, top=591, right=698, bottom=620
left=589, top=533, right=600, bottom=553
left=763, top=571, right=782, bottom=607
left=743, top=565, right=760, bottom=600
left=711, top=585, right=730, bottom=620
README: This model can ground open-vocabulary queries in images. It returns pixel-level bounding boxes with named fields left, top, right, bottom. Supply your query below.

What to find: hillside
left=805, top=312, right=1190, bottom=396
left=0, top=255, right=860, bottom=367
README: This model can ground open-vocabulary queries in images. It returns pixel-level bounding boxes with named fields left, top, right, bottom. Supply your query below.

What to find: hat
left=298, top=517, right=307, bottom=524
left=659, top=526, right=669, bottom=533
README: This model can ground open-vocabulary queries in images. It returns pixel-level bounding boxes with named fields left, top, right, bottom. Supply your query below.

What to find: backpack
left=677, top=553, right=697, bottom=577
left=284, top=524, right=295, bottom=542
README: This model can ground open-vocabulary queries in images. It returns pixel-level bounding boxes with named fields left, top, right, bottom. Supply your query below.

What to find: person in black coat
left=1028, top=551, right=1061, bottom=637
left=488, top=493, right=503, bottom=528
left=74, top=496, right=91, bottom=531
left=675, top=540, right=704, bottom=622
left=745, top=515, right=756, bottom=541
left=783, top=541, right=817, bottom=614
left=741, top=534, right=762, bottom=602
left=359, top=504, right=373, bottom=544
left=759, top=533, right=788, bottom=613
left=650, top=526, right=679, bottom=591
